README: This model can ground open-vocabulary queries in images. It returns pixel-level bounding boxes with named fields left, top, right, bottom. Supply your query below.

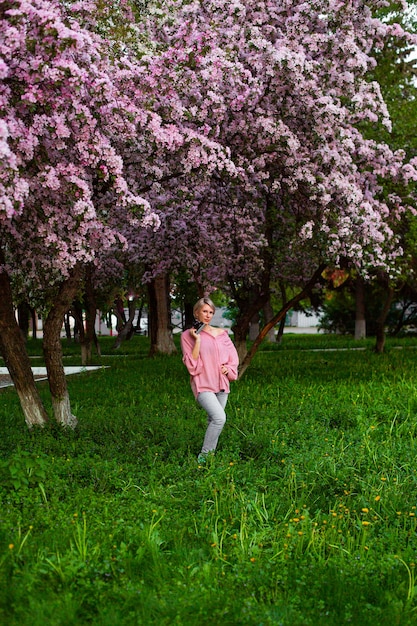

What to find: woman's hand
left=221, top=365, right=229, bottom=376
left=191, top=328, right=201, bottom=359
left=190, top=328, right=200, bottom=340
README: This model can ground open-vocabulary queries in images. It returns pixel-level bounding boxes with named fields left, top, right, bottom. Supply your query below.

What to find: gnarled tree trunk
left=231, top=287, right=270, bottom=363
left=238, top=264, right=326, bottom=378
left=0, top=262, right=48, bottom=427
left=113, top=297, right=137, bottom=349
left=43, top=266, right=83, bottom=427
left=148, top=273, right=176, bottom=356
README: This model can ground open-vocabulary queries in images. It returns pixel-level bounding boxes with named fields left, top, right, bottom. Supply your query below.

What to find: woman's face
left=196, top=304, right=214, bottom=324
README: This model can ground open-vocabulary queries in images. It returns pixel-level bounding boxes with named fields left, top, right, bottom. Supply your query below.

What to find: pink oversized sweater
left=181, top=328, right=239, bottom=398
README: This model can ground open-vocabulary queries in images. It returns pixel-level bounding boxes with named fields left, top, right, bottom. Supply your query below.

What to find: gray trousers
left=197, top=391, right=228, bottom=453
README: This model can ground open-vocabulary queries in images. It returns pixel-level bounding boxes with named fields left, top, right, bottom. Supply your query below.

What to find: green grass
left=1, top=334, right=417, bottom=624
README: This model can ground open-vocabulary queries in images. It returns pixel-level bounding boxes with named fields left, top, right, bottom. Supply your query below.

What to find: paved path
left=0, top=366, right=104, bottom=388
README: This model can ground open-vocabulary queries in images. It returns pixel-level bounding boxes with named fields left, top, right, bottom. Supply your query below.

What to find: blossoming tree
left=0, top=0, right=160, bottom=426
left=0, top=0, right=236, bottom=426
left=129, top=0, right=417, bottom=367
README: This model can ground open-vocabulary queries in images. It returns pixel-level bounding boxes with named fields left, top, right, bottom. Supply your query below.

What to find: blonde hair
left=193, top=297, right=216, bottom=317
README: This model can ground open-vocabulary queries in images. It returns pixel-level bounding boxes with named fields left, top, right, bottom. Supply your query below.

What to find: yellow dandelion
left=8, top=544, right=14, bottom=550
left=361, top=508, right=369, bottom=514
left=375, top=495, right=381, bottom=502
left=250, top=557, right=256, bottom=563
left=362, top=521, right=371, bottom=527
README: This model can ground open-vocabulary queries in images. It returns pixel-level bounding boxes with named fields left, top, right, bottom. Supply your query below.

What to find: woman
left=181, top=297, right=239, bottom=462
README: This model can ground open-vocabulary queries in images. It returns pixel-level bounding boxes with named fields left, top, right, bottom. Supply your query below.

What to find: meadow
left=1, top=333, right=417, bottom=625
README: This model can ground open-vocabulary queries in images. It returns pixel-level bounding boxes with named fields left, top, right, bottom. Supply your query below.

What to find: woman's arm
left=181, top=329, right=204, bottom=376
left=222, top=335, right=239, bottom=381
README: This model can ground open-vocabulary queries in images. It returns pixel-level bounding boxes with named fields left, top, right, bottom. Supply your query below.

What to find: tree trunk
left=183, top=301, right=194, bottom=330
left=229, top=194, right=275, bottom=362
left=17, top=302, right=31, bottom=339
left=238, top=264, right=326, bottom=378
left=276, top=316, right=286, bottom=344
left=233, top=326, right=249, bottom=364
left=249, top=312, right=260, bottom=341
left=63, top=312, right=72, bottom=340
left=263, top=299, right=277, bottom=342
left=43, top=266, right=83, bottom=427
left=0, top=262, right=48, bottom=427
left=276, top=281, right=288, bottom=344
left=148, top=273, right=176, bottom=356
left=72, top=300, right=83, bottom=343
left=78, top=268, right=101, bottom=364
left=354, top=275, right=366, bottom=340
left=31, top=309, right=38, bottom=340
left=113, top=297, right=137, bottom=349
left=231, top=288, right=271, bottom=362
left=114, top=296, right=126, bottom=333
left=84, top=282, right=101, bottom=362
left=375, top=284, right=395, bottom=354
